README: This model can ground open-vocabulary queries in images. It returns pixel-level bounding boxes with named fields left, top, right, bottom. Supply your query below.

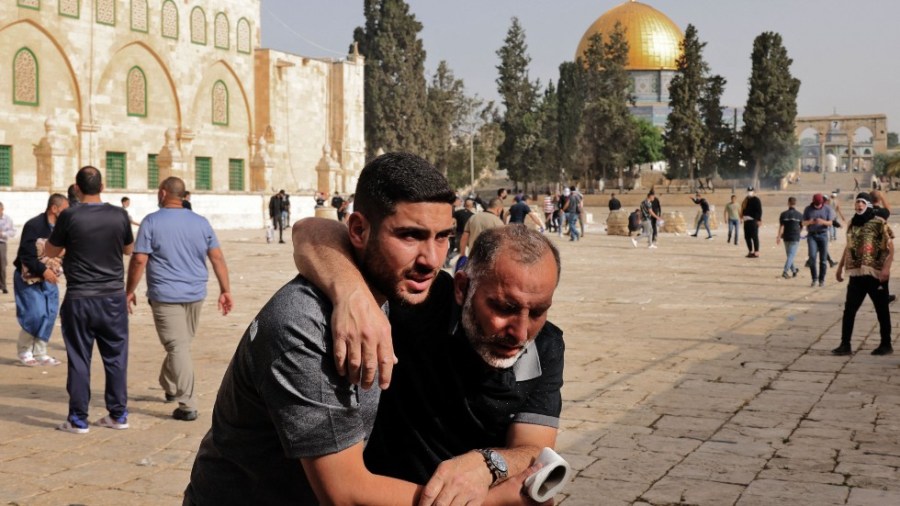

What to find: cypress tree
left=742, top=32, right=801, bottom=187
left=663, top=24, right=707, bottom=186
left=698, top=74, right=734, bottom=178
left=353, top=0, right=429, bottom=159
left=556, top=61, right=584, bottom=180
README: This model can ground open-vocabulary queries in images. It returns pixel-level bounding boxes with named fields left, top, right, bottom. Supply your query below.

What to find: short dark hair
left=353, top=152, right=455, bottom=227
left=47, top=193, right=66, bottom=210
left=76, top=166, right=102, bottom=195
left=788, top=197, right=796, bottom=206
left=121, top=196, right=130, bottom=204
left=160, top=176, right=186, bottom=198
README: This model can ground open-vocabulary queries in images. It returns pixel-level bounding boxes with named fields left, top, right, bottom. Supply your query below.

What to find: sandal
left=35, top=355, right=61, bottom=366
left=17, top=353, right=38, bottom=367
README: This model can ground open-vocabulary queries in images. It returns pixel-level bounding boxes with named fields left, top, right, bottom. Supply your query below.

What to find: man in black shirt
left=268, top=190, right=286, bottom=243
left=741, top=187, right=763, bottom=257
left=776, top=197, right=803, bottom=279
left=447, top=198, right=475, bottom=267
left=690, top=192, right=712, bottom=239
left=46, top=166, right=134, bottom=433
left=608, top=193, right=621, bottom=211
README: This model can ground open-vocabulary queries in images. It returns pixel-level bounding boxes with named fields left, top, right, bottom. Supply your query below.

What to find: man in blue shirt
left=125, top=177, right=233, bottom=421
left=802, top=193, right=835, bottom=287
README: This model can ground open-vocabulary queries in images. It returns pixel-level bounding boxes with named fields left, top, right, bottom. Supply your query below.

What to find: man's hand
left=419, top=451, right=491, bottom=506
left=218, top=292, right=233, bottom=316
left=126, top=292, right=137, bottom=314
left=487, top=464, right=555, bottom=506
left=879, top=269, right=891, bottom=283
left=835, top=267, right=844, bottom=283
left=331, top=287, right=395, bottom=390
left=42, top=269, right=58, bottom=284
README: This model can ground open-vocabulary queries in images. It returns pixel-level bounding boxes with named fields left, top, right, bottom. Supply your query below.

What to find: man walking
left=458, top=197, right=505, bottom=259
left=0, top=202, right=16, bottom=294
left=802, top=193, right=835, bottom=287
left=833, top=193, right=894, bottom=356
left=268, top=190, right=286, bottom=243
left=690, top=192, right=713, bottom=239
left=126, top=177, right=233, bottom=422
left=563, top=185, right=583, bottom=241
left=632, top=192, right=660, bottom=249
left=741, top=187, right=763, bottom=257
left=776, top=197, right=802, bottom=279
left=14, top=194, right=67, bottom=366
left=651, top=191, right=662, bottom=244
left=724, top=194, right=740, bottom=245
left=46, top=166, right=134, bottom=433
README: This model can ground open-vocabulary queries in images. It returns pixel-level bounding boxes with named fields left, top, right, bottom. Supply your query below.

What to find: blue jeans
left=694, top=213, right=711, bottom=237
left=567, top=213, right=580, bottom=241
left=727, top=219, right=739, bottom=244
left=783, top=241, right=799, bottom=274
left=807, top=231, right=829, bottom=282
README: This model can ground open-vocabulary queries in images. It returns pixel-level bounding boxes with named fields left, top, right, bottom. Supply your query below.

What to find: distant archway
left=795, top=114, right=887, bottom=172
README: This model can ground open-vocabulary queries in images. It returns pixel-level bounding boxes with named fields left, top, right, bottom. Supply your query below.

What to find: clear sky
left=261, top=0, right=900, bottom=133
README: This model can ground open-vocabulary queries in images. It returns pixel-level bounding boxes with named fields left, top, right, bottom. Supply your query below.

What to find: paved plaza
left=2, top=204, right=900, bottom=505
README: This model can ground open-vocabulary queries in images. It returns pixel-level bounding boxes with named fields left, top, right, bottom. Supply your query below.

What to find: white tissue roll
left=524, top=447, right=573, bottom=502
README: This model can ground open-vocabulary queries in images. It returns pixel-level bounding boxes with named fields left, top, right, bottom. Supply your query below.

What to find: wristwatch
left=476, top=448, right=508, bottom=485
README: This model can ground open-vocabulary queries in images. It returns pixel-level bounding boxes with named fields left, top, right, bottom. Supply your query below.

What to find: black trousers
left=841, top=275, right=892, bottom=348
left=743, top=220, right=759, bottom=253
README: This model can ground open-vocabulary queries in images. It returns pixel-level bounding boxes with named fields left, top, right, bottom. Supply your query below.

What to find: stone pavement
left=1, top=208, right=899, bottom=505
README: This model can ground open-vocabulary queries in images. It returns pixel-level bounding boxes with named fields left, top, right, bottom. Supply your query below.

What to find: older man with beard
left=293, top=221, right=563, bottom=505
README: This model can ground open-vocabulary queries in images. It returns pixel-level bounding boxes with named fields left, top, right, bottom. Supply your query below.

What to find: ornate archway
left=795, top=114, right=888, bottom=172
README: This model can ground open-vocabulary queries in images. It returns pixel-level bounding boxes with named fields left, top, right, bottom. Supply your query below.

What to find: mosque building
left=576, top=0, right=683, bottom=128
left=0, top=0, right=364, bottom=227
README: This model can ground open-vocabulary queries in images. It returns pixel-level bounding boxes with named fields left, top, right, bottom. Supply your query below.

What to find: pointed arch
left=126, top=66, right=147, bottom=117
left=111, top=41, right=182, bottom=127
left=190, top=7, right=207, bottom=45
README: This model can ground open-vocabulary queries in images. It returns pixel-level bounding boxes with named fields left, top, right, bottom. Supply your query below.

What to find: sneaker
left=811, top=280, right=817, bottom=287
left=829, top=259, right=837, bottom=268
left=57, top=417, right=90, bottom=434
left=819, top=281, right=825, bottom=287
left=34, top=355, right=61, bottom=366
left=631, top=238, right=638, bottom=248
left=164, top=393, right=176, bottom=403
left=172, top=408, right=198, bottom=421
left=782, top=271, right=791, bottom=279
left=872, top=346, right=894, bottom=356
left=690, top=234, right=698, bottom=237
left=792, top=268, right=799, bottom=278
left=95, top=414, right=129, bottom=430
left=648, top=243, right=657, bottom=249
left=831, top=344, right=852, bottom=356
left=706, top=236, right=714, bottom=240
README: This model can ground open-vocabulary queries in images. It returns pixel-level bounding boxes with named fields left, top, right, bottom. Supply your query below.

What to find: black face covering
left=851, top=207, right=875, bottom=228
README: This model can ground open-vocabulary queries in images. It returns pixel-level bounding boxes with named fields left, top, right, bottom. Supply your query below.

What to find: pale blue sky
left=261, top=0, right=900, bottom=131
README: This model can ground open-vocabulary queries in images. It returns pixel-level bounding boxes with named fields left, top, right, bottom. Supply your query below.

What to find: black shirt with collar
left=363, top=271, right=565, bottom=484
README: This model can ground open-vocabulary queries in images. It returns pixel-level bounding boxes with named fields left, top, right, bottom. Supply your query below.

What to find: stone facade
left=0, top=0, right=365, bottom=229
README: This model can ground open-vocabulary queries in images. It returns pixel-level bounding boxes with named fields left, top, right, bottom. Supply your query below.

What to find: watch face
left=490, top=452, right=508, bottom=474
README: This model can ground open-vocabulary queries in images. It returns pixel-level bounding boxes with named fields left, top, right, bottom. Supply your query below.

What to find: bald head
left=159, top=177, right=187, bottom=207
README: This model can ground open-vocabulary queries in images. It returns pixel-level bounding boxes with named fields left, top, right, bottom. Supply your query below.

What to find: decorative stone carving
left=59, top=0, right=78, bottom=17
left=161, top=1, right=177, bottom=39
left=191, top=7, right=206, bottom=44
left=237, top=18, right=251, bottom=53
left=131, top=0, right=148, bottom=31
left=250, top=136, right=273, bottom=191
left=156, top=128, right=180, bottom=181
left=127, top=67, right=146, bottom=116
left=97, top=0, right=115, bottom=25
left=18, top=0, right=39, bottom=9
left=316, top=144, right=342, bottom=194
left=212, top=81, right=228, bottom=125
left=215, top=13, right=229, bottom=49
left=33, top=117, right=68, bottom=189
left=14, top=49, right=38, bottom=105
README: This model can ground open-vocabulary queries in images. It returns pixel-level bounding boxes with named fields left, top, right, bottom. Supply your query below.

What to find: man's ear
left=453, top=270, right=469, bottom=306
left=347, top=212, right=370, bottom=249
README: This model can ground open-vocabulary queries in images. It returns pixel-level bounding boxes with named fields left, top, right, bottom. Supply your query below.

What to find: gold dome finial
left=576, top=1, right=684, bottom=70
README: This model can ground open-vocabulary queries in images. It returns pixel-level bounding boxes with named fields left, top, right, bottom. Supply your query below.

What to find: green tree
left=741, top=32, right=801, bottom=187
left=532, top=81, right=561, bottom=185
left=556, top=61, right=585, bottom=179
left=353, top=0, right=429, bottom=159
left=888, top=132, right=899, bottom=148
left=579, top=23, right=636, bottom=185
left=425, top=61, right=467, bottom=176
left=698, top=74, right=736, bottom=178
left=663, top=24, right=707, bottom=186
left=495, top=17, right=541, bottom=186
left=629, top=117, right=664, bottom=166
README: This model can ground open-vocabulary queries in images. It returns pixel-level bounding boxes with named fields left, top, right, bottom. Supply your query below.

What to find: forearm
left=208, top=249, right=231, bottom=294
left=293, top=217, right=365, bottom=300
left=125, top=255, right=147, bottom=294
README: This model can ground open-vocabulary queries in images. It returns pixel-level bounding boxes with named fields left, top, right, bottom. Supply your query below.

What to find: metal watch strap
left=477, top=448, right=504, bottom=485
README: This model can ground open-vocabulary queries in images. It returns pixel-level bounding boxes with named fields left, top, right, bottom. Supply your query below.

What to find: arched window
left=130, top=0, right=148, bottom=32
left=127, top=66, right=147, bottom=117
left=191, top=7, right=206, bottom=45
left=212, top=80, right=228, bottom=126
left=214, top=12, right=229, bottom=49
left=13, top=48, right=39, bottom=106
left=237, top=18, right=251, bottom=54
left=161, top=0, right=178, bottom=39
left=59, top=0, right=79, bottom=18
left=96, top=0, right=115, bottom=26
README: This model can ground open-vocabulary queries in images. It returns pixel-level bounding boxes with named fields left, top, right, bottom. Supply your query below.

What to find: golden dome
left=576, top=1, right=684, bottom=71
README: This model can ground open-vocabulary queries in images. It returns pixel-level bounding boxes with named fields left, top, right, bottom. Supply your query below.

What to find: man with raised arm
left=292, top=218, right=565, bottom=504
